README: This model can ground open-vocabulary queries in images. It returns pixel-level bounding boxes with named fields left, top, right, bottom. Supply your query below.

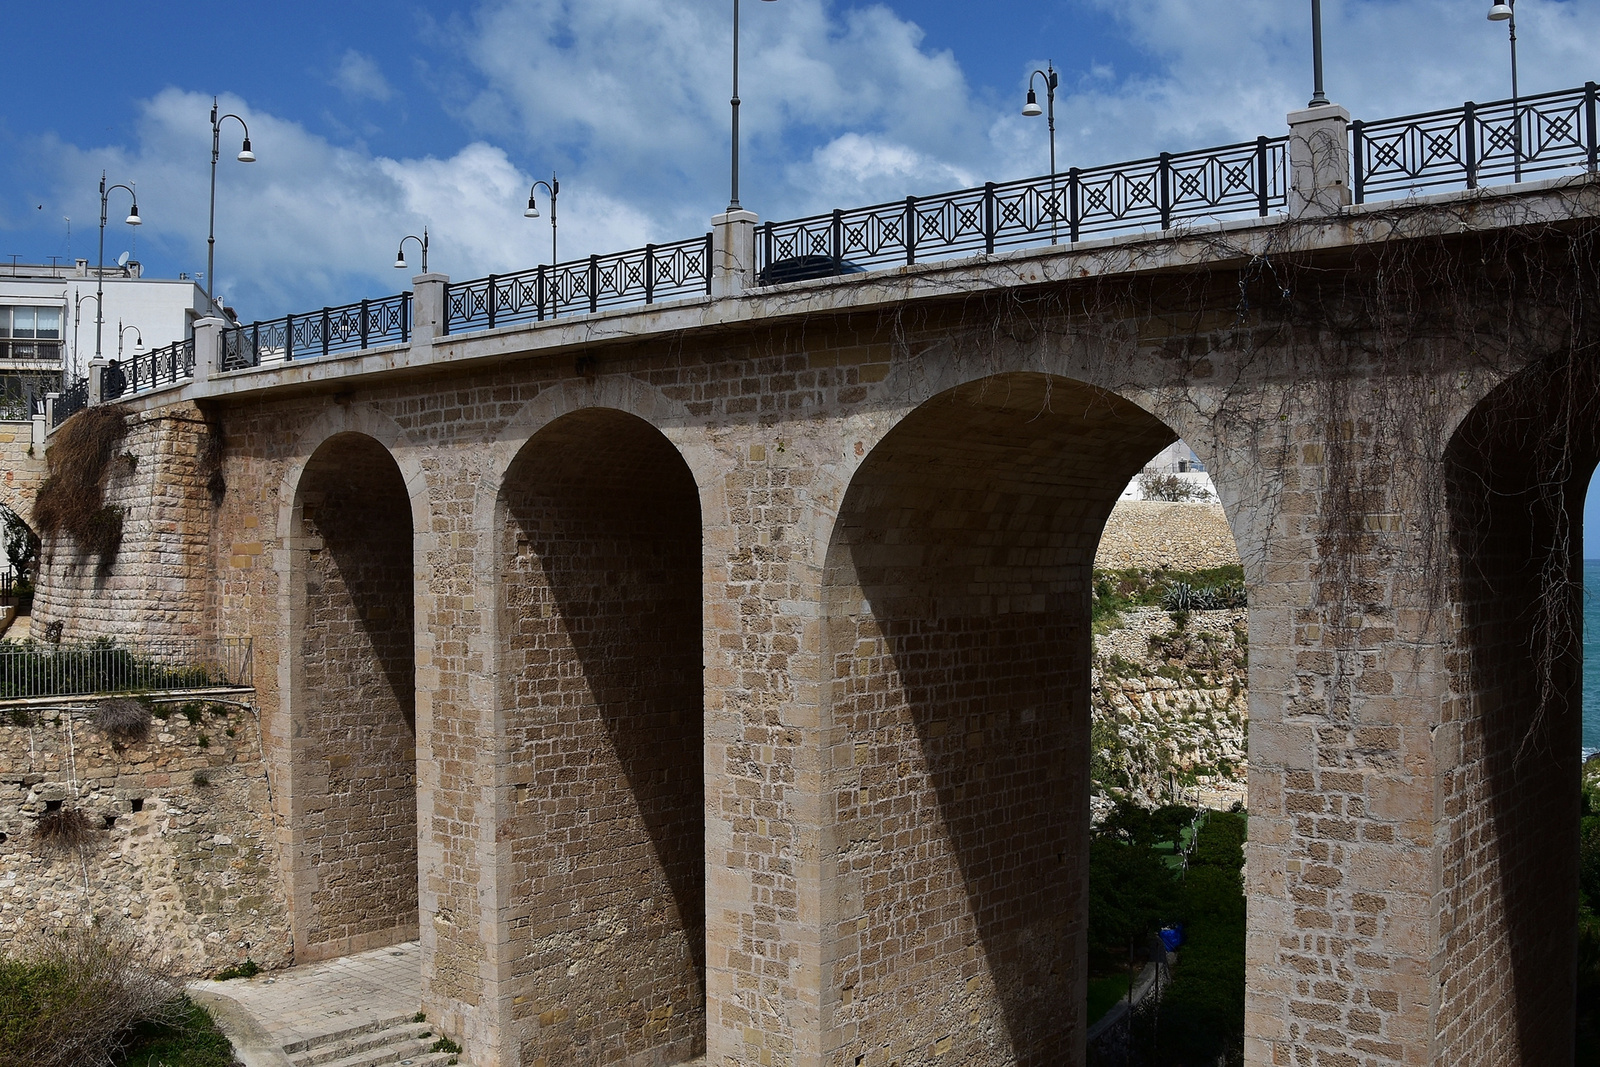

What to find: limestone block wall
left=0, top=697, right=291, bottom=974
left=32, top=404, right=215, bottom=644
left=0, top=419, right=45, bottom=527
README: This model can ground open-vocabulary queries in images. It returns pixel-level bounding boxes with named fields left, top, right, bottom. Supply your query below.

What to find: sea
left=1586, top=562, right=1599, bottom=761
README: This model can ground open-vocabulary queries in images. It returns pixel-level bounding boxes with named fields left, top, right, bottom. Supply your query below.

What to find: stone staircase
left=284, top=1014, right=464, bottom=1067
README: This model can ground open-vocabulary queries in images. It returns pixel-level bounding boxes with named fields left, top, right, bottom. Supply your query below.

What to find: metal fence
left=442, top=234, right=713, bottom=335
left=220, top=292, right=411, bottom=372
left=1353, top=82, right=1598, bottom=202
left=758, top=137, right=1287, bottom=277
left=51, top=378, right=88, bottom=429
left=46, top=82, right=1596, bottom=376
left=102, top=338, right=195, bottom=400
left=0, top=636, right=252, bottom=700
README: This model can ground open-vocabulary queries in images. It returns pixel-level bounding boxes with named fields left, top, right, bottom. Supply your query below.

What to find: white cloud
left=334, top=50, right=394, bottom=103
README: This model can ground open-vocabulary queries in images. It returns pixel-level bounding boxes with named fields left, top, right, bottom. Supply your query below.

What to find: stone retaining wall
left=1095, top=501, right=1241, bottom=571
left=0, top=694, right=291, bottom=974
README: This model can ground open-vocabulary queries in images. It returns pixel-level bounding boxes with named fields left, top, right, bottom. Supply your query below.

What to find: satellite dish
left=117, top=252, right=130, bottom=267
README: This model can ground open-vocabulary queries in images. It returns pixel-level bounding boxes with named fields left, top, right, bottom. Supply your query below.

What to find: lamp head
left=393, top=250, right=407, bottom=270
left=524, top=195, right=541, bottom=219
left=1022, top=89, right=1043, bottom=117
left=1488, top=2, right=1512, bottom=20
left=125, top=205, right=142, bottom=226
left=237, top=138, right=256, bottom=163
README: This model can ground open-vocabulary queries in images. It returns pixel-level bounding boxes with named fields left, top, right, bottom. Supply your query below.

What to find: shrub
left=34, top=806, right=95, bottom=851
left=31, top=406, right=131, bottom=566
left=1137, top=471, right=1213, bottom=502
left=0, top=925, right=182, bottom=1067
left=213, top=958, right=259, bottom=982
left=94, top=698, right=151, bottom=741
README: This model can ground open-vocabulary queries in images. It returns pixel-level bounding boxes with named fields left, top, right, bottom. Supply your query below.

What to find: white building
left=0, top=259, right=220, bottom=419
left=1119, top=439, right=1218, bottom=500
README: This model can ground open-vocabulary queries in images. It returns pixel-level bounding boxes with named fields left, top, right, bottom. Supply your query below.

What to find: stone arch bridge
left=22, top=100, right=1600, bottom=1067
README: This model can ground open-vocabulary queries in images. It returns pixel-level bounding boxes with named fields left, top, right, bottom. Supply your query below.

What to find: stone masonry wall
left=0, top=696, right=291, bottom=974
left=0, top=419, right=45, bottom=527
left=32, top=404, right=214, bottom=645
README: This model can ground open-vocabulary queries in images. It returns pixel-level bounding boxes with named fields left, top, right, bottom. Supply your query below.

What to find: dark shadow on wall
left=295, top=432, right=418, bottom=951
left=501, top=409, right=705, bottom=1064
left=1444, top=351, right=1599, bottom=1066
left=824, top=373, right=1178, bottom=1065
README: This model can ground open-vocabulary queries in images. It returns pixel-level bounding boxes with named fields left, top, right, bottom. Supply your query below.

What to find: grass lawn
left=1086, top=972, right=1133, bottom=1026
left=120, top=996, right=237, bottom=1067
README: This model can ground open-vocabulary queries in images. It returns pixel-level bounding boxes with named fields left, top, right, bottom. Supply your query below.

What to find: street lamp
left=96, top=173, right=141, bottom=361
left=1308, top=0, right=1331, bottom=107
left=1488, top=0, right=1521, bottom=181
left=729, top=0, right=780, bottom=212
left=208, top=97, right=256, bottom=305
left=1022, top=62, right=1060, bottom=243
left=394, top=229, right=429, bottom=274
left=524, top=175, right=559, bottom=265
left=117, top=323, right=143, bottom=360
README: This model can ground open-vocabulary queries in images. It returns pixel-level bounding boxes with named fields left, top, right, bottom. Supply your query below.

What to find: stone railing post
left=711, top=210, right=758, bottom=299
left=31, top=406, right=46, bottom=448
left=87, top=358, right=108, bottom=406
left=410, top=274, right=448, bottom=346
left=43, top=393, right=58, bottom=433
left=1287, top=103, right=1353, bottom=217
left=192, top=317, right=225, bottom=387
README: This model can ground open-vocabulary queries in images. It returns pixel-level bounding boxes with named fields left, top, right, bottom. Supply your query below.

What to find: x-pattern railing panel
left=1354, top=83, right=1598, bottom=201
left=221, top=292, right=411, bottom=372
left=442, top=234, right=712, bottom=335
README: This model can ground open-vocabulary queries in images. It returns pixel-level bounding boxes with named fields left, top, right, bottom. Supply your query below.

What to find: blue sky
left=1, top=0, right=1596, bottom=548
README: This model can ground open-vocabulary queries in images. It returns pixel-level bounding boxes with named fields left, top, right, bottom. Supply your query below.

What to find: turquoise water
left=1587, top=563, right=1599, bottom=759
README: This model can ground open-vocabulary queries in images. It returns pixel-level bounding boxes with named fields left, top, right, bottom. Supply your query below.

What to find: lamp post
left=394, top=229, right=429, bottom=274
left=117, top=323, right=142, bottom=361
left=1022, top=62, right=1060, bottom=243
left=208, top=97, right=256, bottom=305
left=729, top=0, right=780, bottom=212
left=1488, top=1, right=1521, bottom=181
left=1308, top=0, right=1331, bottom=107
left=524, top=175, right=559, bottom=265
left=96, top=173, right=141, bottom=361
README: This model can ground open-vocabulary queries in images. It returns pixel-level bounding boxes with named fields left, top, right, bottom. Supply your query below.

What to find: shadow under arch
left=289, top=431, right=418, bottom=961
left=1442, top=352, right=1600, bottom=1064
left=820, top=371, right=1186, bottom=1066
left=497, top=407, right=705, bottom=1066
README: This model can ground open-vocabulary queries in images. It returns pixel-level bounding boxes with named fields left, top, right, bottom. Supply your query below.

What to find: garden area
left=1087, top=801, right=1248, bottom=1067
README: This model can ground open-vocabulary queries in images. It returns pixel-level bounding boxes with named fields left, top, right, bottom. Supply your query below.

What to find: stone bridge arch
left=282, top=421, right=424, bottom=962
left=492, top=405, right=706, bottom=1066
left=816, top=370, right=1228, bottom=1065
left=1437, top=352, right=1600, bottom=1065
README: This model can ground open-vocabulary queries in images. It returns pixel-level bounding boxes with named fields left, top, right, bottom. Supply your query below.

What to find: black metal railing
left=759, top=136, right=1287, bottom=277
left=51, top=378, right=88, bottom=429
left=1353, top=82, right=1598, bottom=202
left=0, top=341, right=62, bottom=362
left=102, top=338, right=195, bottom=400
left=0, top=636, right=253, bottom=700
left=442, top=234, right=713, bottom=336
left=64, top=82, right=1597, bottom=378
left=220, top=291, right=411, bottom=372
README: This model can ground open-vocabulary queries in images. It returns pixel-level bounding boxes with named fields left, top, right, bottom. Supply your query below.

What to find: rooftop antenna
left=64, top=217, right=71, bottom=260
left=117, top=251, right=130, bottom=268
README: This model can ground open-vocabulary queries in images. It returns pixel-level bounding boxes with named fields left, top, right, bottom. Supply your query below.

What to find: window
left=0, top=305, right=64, bottom=362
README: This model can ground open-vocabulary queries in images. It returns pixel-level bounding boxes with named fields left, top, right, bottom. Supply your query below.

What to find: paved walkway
left=189, top=941, right=425, bottom=1067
